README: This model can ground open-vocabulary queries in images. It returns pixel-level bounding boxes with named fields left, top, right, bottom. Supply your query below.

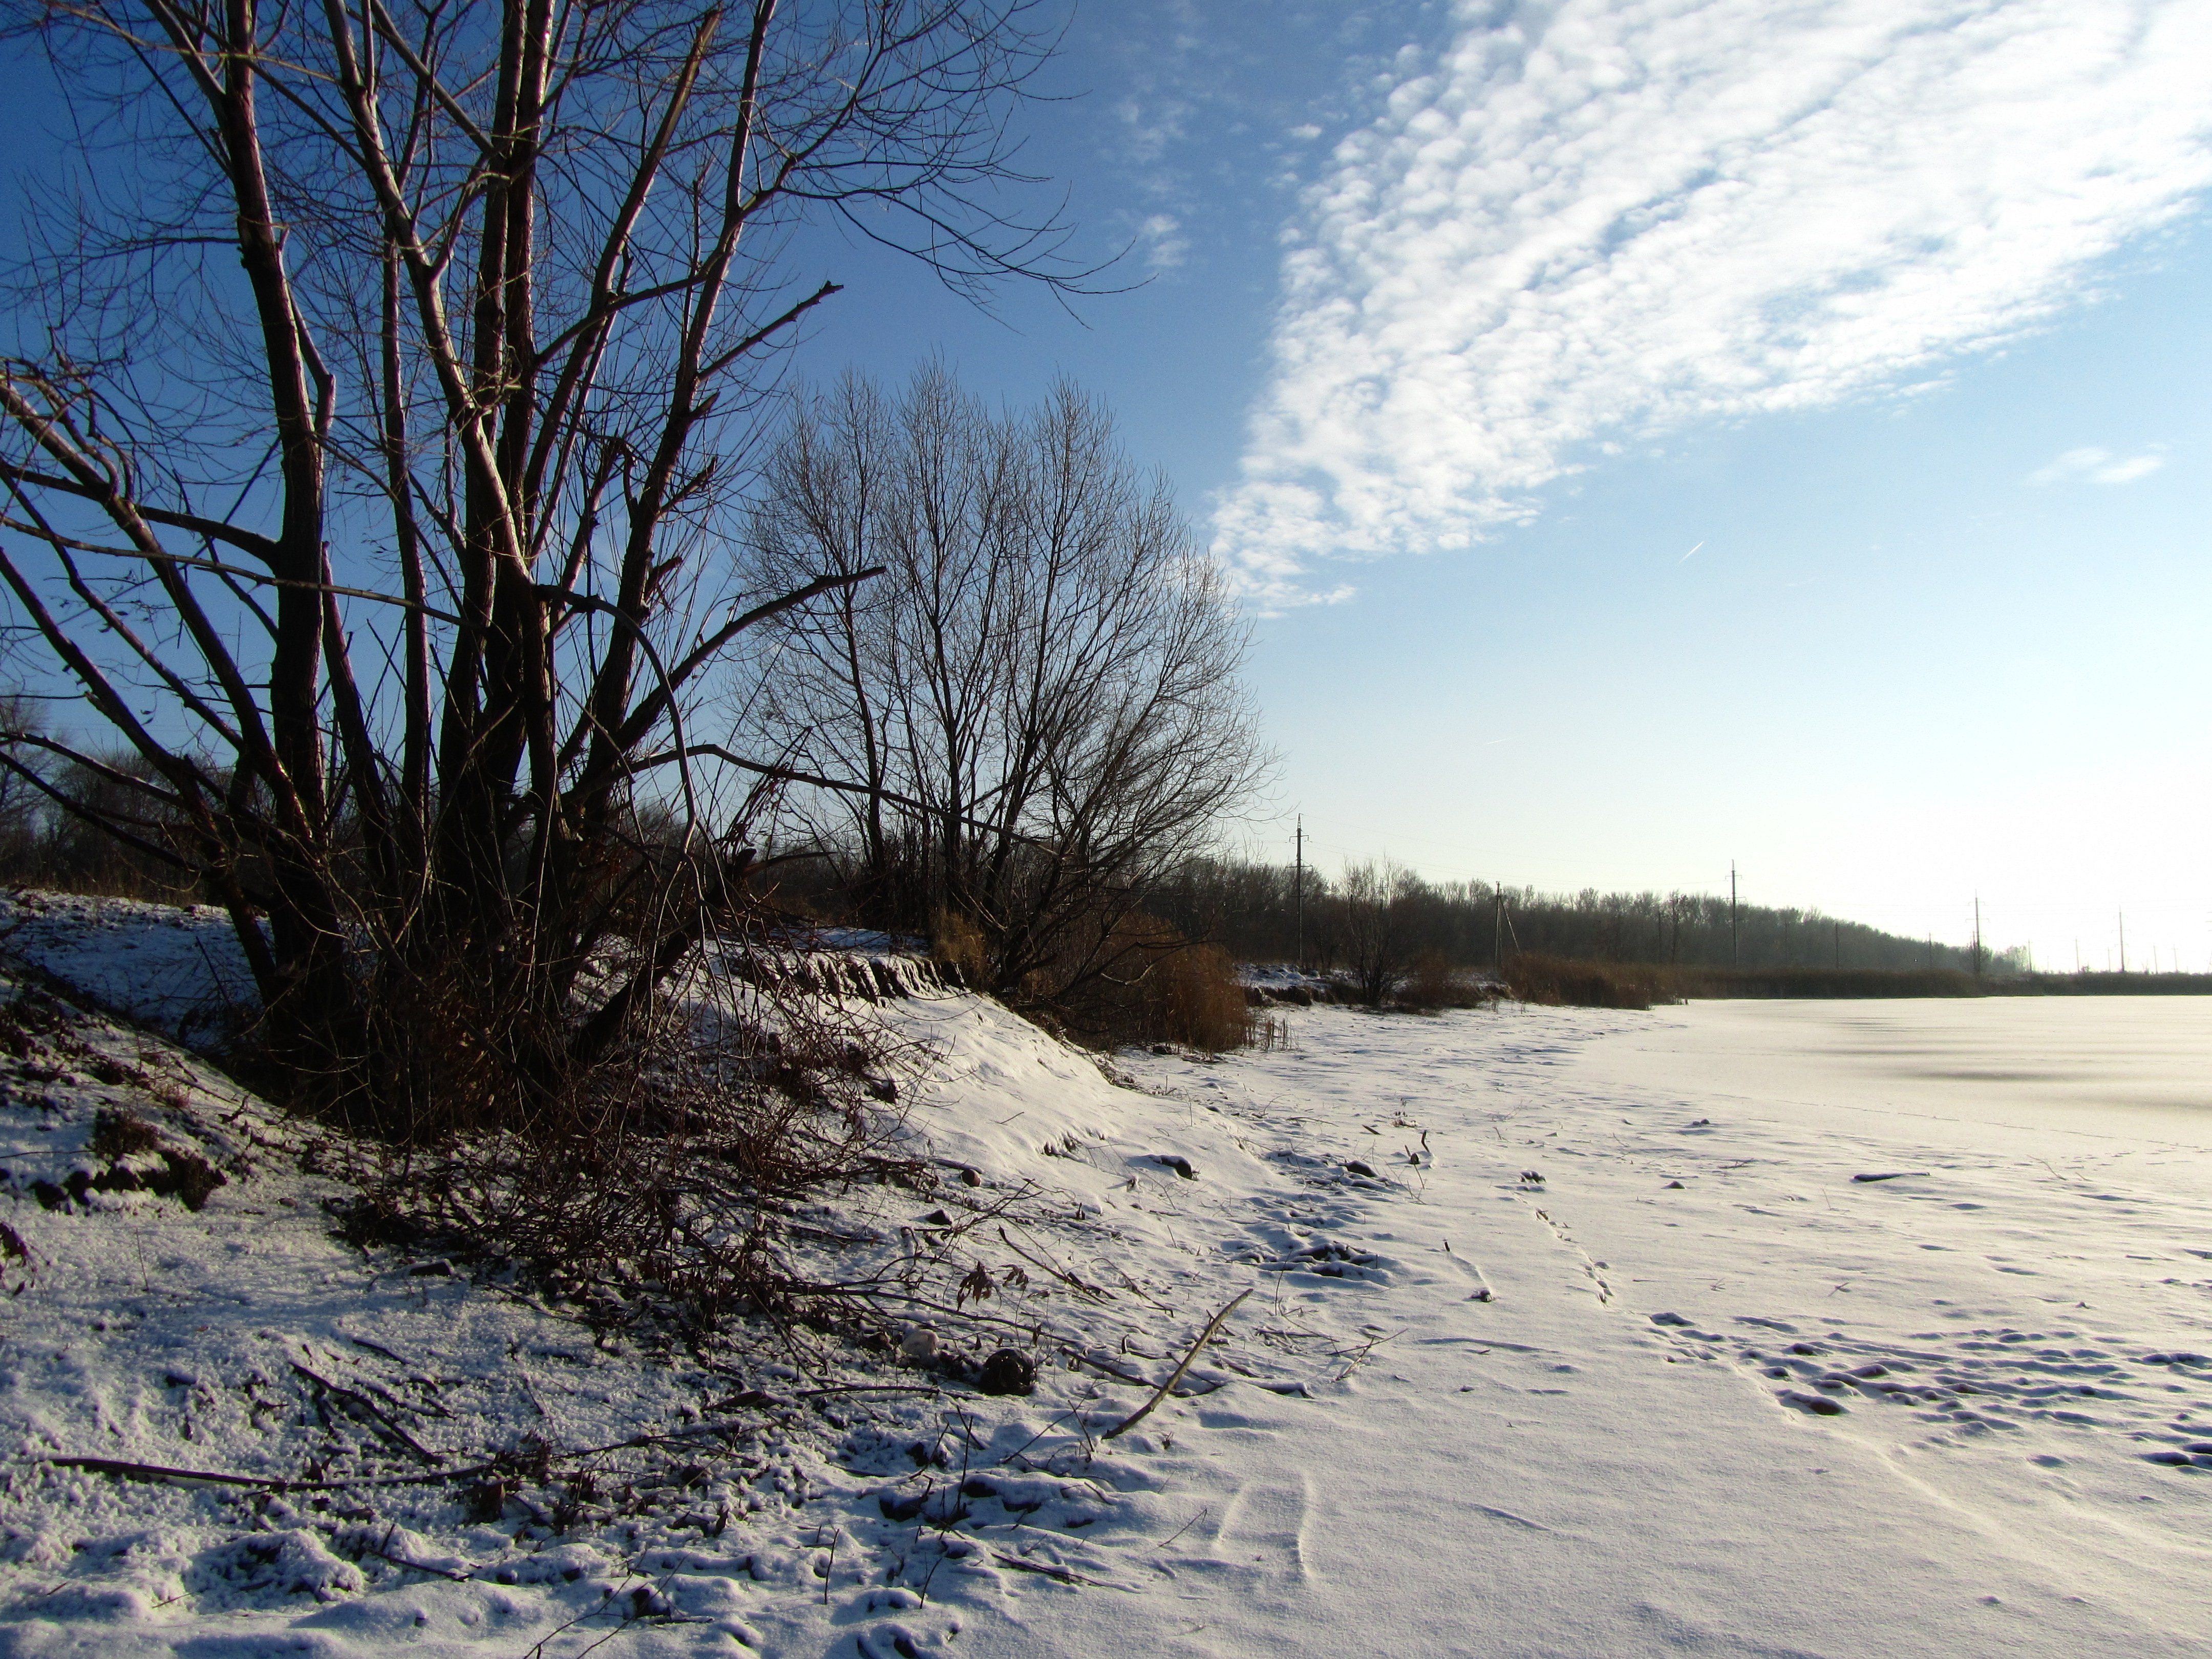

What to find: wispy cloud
left=2027, top=446, right=2166, bottom=486
left=1216, top=0, right=2212, bottom=597
left=1133, top=212, right=1189, bottom=270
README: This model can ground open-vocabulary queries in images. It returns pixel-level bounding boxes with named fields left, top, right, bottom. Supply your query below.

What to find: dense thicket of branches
left=0, top=0, right=1083, bottom=1130
left=736, top=367, right=1267, bottom=1003
left=1147, top=856, right=2026, bottom=981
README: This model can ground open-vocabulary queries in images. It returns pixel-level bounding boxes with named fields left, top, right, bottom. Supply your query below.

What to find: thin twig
left=1101, top=1290, right=1250, bottom=1440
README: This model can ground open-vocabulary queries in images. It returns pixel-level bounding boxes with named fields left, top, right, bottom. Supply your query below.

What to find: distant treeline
left=1493, top=960, right=2212, bottom=1011
left=2001, top=972, right=2212, bottom=997
left=1141, top=856, right=2028, bottom=976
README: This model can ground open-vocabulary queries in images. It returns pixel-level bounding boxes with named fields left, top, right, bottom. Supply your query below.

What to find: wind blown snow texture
left=1217, top=0, right=2212, bottom=593
left=2, top=896, right=2209, bottom=1656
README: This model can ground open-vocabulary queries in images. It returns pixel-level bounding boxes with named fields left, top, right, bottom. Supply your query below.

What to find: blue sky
left=798, top=0, right=2212, bottom=967
left=5, top=0, right=2208, bottom=965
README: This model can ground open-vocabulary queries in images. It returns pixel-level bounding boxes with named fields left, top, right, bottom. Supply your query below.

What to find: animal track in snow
left=1526, top=1205, right=1612, bottom=1305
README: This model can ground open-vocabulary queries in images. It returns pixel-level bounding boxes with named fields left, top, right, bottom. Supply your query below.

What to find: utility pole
left=1730, top=862, right=1739, bottom=968
left=1972, top=894, right=1984, bottom=980
left=2118, top=909, right=2127, bottom=974
left=1834, top=920, right=1841, bottom=968
left=1292, top=816, right=1304, bottom=970
left=1493, top=882, right=1506, bottom=970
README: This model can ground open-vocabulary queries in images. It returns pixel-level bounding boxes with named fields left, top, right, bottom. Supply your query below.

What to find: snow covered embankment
left=0, top=894, right=1374, bottom=1659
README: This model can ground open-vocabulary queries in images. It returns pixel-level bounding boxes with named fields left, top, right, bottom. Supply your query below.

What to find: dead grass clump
left=1399, top=948, right=1453, bottom=1010
left=1057, top=913, right=1256, bottom=1051
left=88, top=1108, right=162, bottom=1158
left=1507, top=953, right=1684, bottom=1010
left=1395, top=949, right=1499, bottom=1010
left=931, top=909, right=990, bottom=987
left=1155, top=942, right=1254, bottom=1051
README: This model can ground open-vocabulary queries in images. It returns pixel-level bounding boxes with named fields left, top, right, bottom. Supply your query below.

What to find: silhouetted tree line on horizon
left=1136, top=856, right=2029, bottom=980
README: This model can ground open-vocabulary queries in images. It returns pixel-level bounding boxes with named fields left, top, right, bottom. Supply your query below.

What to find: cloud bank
left=1217, top=0, right=2212, bottom=594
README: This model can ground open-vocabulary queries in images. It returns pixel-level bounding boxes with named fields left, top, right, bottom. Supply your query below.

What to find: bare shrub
left=1330, top=860, right=1419, bottom=1006
left=1507, top=953, right=1685, bottom=1010
left=1400, top=948, right=1455, bottom=1010
left=336, top=928, right=922, bottom=1332
left=1048, top=912, right=1253, bottom=1051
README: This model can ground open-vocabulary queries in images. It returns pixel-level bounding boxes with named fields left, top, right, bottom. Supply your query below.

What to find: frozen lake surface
left=1573, top=994, right=2212, bottom=1153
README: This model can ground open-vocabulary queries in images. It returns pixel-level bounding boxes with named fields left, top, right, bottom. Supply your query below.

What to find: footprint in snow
left=1718, top=1322, right=2209, bottom=1462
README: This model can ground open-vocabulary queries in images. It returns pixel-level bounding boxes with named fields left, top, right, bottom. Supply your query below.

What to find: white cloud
left=2026, top=446, right=2166, bottom=485
left=1216, top=0, right=2212, bottom=590
left=1135, top=212, right=1189, bottom=270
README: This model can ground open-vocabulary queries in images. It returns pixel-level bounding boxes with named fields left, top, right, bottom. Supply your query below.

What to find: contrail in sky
left=1677, top=541, right=1704, bottom=564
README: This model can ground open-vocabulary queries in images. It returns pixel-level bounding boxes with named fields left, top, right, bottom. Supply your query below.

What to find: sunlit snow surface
left=2, top=902, right=2208, bottom=1657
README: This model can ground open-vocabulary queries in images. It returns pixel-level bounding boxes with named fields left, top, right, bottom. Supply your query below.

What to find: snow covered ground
left=2, top=901, right=2207, bottom=1656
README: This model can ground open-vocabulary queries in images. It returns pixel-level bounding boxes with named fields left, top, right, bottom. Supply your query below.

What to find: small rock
left=1519, top=1169, right=1544, bottom=1184
left=1152, top=1154, right=1197, bottom=1180
left=975, top=1349, right=1036, bottom=1397
left=1665, top=1180, right=1685, bottom=1189
left=1345, top=1160, right=1377, bottom=1179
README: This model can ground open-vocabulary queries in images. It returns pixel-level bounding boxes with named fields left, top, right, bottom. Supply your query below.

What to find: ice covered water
left=1574, top=994, right=2212, bottom=1152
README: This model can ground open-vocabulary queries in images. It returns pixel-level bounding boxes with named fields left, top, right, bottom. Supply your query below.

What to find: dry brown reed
left=1505, top=953, right=1687, bottom=1010
left=1051, top=912, right=1256, bottom=1051
left=930, top=908, right=990, bottom=986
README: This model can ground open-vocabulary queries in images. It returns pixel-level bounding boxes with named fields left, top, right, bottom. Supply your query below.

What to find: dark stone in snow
left=1152, top=1155, right=1197, bottom=1179
left=1345, top=1160, right=1378, bottom=1179
left=1781, top=1391, right=1846, bottom=1416
left=976, top=1349, right=1036, bottom=1397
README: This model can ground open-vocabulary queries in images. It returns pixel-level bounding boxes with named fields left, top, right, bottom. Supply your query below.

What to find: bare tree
left=1331, top=859, right=1418, bottom=1006
left=741, top=366, right=1268, bottom=1003
left=0, top=0, right=1083, bottom=1129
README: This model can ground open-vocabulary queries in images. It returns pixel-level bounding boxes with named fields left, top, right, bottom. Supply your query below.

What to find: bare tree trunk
left=2, top=0, right=1084, bottom=1130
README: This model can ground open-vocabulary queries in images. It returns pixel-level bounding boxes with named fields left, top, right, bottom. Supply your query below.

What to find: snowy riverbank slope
left=2, top=894, right=2208, bottom=1656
